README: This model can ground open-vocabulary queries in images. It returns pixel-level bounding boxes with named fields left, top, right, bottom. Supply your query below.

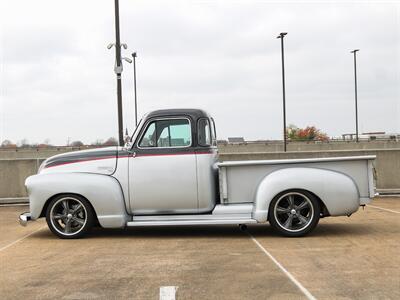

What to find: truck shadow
left=91, top=225, right=255, bottom=239
left=248, top=223, right=371, bottom=238
left=34, top=222, right=371, bottom=240
left=105, top=222, right=370, bottom=238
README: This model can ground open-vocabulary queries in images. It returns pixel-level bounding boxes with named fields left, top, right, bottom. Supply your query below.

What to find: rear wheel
left=268, top=190, right=320, bottom=237
left=46, top=194, right=95, bottom=239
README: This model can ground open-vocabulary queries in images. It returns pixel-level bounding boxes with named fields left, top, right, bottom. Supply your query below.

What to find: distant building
left=228, top=137, right=245, bottom=143
left=342, top=132, right=399, bottom=141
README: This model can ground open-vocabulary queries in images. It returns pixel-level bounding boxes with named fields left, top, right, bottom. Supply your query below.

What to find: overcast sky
left=0, top=0, right=399, bottom=145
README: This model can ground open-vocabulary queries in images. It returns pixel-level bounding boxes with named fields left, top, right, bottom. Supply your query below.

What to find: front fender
left=25, top=173, right=129, bottom=228
left=253, top=167, right=360, bottom=222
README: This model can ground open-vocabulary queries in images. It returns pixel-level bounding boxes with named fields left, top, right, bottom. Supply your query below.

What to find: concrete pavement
left=0, top=197, right=399, bottom=299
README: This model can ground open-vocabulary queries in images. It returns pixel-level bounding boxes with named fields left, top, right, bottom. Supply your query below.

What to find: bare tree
left=1, top=139, right=16, bottom=148
left=103, top=137, right=118, bottom=146
left=70, top=140, right=84, bottom=147
left=91, top=139, right=104, bottom=146
left=18, top=139, right=30, bottom=148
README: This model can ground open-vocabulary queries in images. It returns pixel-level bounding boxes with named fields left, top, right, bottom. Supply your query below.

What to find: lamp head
left=276, top=32, right=288, bottom=39
left=122, top=57, right=132, bottom=63
left=350, top=49, right=360, bottom=53
left=132, top=52, right=137, bottom=58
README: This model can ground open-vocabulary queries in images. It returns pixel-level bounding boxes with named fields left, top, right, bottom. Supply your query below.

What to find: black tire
left=268, top=190, right=320, bottom=237
left=45, top=194, right=95, bottom=239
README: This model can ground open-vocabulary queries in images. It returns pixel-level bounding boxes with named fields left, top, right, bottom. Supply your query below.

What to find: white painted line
left=159, top=286, right=178, bottom=300
left=0, top=226, right=46, bottom=253
left=248, top=233, right=317, bottom=300
left=368, top=205, right=400, bottom=214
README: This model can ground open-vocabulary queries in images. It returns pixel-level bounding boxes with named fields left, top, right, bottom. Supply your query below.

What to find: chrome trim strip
left=127, top=218, right=257, bottom=226
left=218, top=155, right=377, bottom=167
left=132, top=213, right=252, bottom=221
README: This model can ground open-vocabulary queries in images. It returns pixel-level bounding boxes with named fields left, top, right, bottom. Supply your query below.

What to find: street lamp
left=351, top=49, right=360, bottom=142
left=120, top=56, right=137, bottom=130
left=108, top=0, right=132, bottom=146
left=132, top=52, right=138, bottom=127
left=277, top=32, right=288, bottom=152
left=108, top=42, right=131, bottom=143
left=112, top=0, right=124, bottom=146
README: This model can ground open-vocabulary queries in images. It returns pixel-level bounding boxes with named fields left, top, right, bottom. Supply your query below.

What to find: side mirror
left=123, top=130, right=131, bottom=149
left=123, top=141, right=131, bottom=150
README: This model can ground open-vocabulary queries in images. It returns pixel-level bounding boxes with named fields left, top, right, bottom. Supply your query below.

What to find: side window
left=139, top=119, right=191, bottom=148
left=211, top=118, right=217, bottom=146
left=198, top=118, right=211, bottom=146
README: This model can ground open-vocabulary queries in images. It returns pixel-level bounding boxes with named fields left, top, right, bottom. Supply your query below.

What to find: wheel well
left=305, top=190, right=330, bottom=217
left=267, top=188, right=330, bottom=219
left=39, top=193, right=99, bottom=223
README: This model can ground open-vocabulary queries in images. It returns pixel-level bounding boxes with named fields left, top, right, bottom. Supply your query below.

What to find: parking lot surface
left=0, top=197, right=399, bottom=299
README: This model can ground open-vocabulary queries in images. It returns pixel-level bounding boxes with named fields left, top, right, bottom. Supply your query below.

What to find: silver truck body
left=20, top=109, right=377, bottom=238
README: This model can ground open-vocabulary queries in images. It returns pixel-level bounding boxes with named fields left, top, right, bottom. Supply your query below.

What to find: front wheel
left=46, top=194, right=95, bottom=239
left=268, top=190, right=320, bottom=237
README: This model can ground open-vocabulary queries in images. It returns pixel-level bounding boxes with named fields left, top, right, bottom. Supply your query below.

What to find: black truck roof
left=146, top=108, right=211, bottom=120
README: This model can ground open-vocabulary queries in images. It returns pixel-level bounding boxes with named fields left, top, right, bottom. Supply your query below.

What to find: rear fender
left=253, top=167, right=359, bottom=222
left=25, top=173, right=129, bottom=228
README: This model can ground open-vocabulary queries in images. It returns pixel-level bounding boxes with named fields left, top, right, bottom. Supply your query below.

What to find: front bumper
left=19, top=212, right=32, bottom=226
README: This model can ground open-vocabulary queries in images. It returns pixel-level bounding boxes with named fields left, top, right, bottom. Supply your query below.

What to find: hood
left=39, top=147, right=121, bottom=175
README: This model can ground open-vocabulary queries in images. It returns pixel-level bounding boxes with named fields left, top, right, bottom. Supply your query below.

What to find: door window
left=139, top=119, right=191, bottom=148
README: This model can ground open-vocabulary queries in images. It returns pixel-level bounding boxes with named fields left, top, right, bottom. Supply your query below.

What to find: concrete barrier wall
left=0, top=158, right=44, bottom=198
left=0, top=147, right=91, bottom=159
left=218, top=140, right=400, bottom=153
left=1, top=140, right=400, bottom=159
left=0, top=149, right=399, bottom=200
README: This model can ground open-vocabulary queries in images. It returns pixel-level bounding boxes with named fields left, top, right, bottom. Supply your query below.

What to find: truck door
left=128, top=117, right=198, bottom=215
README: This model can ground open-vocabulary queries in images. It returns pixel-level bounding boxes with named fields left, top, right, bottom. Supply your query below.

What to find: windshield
left=130, top=118, right=144, bottom=143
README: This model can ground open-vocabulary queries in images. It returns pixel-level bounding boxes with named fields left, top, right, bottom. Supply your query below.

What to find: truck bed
left=218, top=156, right=376, bottom=205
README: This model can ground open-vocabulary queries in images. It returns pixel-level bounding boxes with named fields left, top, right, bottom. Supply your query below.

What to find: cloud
left=0, top=0, right=399, bottom=145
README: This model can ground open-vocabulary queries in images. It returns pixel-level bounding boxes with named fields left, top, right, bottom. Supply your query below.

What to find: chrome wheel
left=273, top=192, right=314, bottom=233
left=50, top=197, right=87, bottom=236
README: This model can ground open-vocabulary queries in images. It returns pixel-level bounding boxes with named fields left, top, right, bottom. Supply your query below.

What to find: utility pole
left=351, top=49, right=360, bottom=142
left=277, top=32, right=288, bottom=152
left=132, top=52, right=138, bottom=127
left=114, top=0, right=124, bottom=146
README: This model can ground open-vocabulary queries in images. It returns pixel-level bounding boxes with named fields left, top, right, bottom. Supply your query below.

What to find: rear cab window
left=210, top=118, right=217, bottom=146
left=198, top=117, right=217, bottom=147
left=198, top=118, right=211, bottom=146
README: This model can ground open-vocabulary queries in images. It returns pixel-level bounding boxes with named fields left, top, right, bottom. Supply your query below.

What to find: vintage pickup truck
left=20, top=109, right=376, bottom=238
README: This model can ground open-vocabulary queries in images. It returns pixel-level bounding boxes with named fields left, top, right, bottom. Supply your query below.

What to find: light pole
left=351, top=49, right=360, bottom=142
left=132, top=52, right=138, bottom=127
left=277, top=32, right=288, bottom=152
left=113, top=0, right=124, bottom=146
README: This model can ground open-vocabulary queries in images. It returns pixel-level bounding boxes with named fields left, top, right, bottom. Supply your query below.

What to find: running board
left=126, top=218, right=257, bottom=227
